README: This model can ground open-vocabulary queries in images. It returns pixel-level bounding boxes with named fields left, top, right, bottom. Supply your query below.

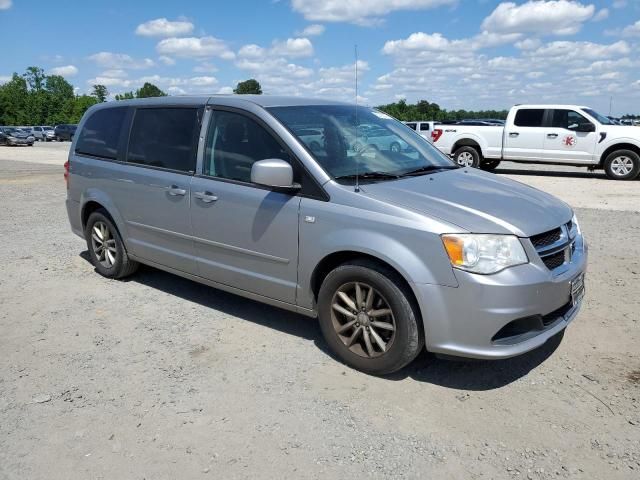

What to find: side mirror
left=251, top=159, right=300, bottom=190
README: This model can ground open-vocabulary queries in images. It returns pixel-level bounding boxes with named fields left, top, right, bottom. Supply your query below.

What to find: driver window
left=551, top=110, right=590, bottom=130
left=204, top=111, right=292, bottom=182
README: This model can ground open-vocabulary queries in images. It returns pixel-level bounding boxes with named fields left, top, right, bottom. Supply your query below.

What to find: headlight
left=441, top=234, right=528, bottom=274
left=568, top=214, right=580, bottom=240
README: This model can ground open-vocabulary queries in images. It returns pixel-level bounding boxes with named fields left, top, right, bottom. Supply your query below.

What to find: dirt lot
left=1, top=142, right=638, bottom=479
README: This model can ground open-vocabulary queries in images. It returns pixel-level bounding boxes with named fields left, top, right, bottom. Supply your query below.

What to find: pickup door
left=502, top=108, right=546, bottom=161
left=542, top=108, right=598, bottom=164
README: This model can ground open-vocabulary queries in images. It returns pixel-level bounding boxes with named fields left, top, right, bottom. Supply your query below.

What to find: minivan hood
left=359, top=169, right=572, bottom=237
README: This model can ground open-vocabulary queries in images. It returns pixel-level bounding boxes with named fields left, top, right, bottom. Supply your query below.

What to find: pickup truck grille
left=531, top=222, right=575, bottom=272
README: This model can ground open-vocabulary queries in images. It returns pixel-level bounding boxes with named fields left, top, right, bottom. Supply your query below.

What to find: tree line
left=2, top=67, right=638, bottom=125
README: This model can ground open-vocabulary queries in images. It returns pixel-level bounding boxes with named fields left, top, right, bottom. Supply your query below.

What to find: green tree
left=23, top=66, right=46, bottom=91
left=114, top=91, right=135, bottom=101
left=92, top=84, right=108, bottom=103
left=136, top=82, right=167, bottom=98
left=233, top=79, right=262, bottom=94
left=0, top=73, right=29, bottom=124
left=70, top=95, right=98, bottom=123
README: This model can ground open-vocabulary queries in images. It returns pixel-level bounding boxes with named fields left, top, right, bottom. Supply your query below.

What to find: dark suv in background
left=54, top=124, right=77, bottom=141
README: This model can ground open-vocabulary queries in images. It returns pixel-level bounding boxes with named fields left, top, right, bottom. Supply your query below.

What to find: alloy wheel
left=330, top=282, right=396, bottom=358
left=90, top=221, right=117, bottom=268
left=611, top=156, right=633, bottom=176
left=457, top=151, right=475, bottom=167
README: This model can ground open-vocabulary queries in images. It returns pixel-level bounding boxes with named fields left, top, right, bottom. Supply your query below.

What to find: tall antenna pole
left=354, top=44, right=360, bottom=193
left=609, top=96, right=613, bottom=116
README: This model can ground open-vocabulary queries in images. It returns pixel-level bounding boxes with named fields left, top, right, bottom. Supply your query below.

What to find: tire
left=603, top=149, right=640, bottom=180
left=453, top=146, right=481, bottom=168
left=85, top=209, right=139, bottom=279
left=480, top=159, right=501, bottom=171
left=317, top=260, right=423, bottom=375
left=390, top=141, right=401, bottom=153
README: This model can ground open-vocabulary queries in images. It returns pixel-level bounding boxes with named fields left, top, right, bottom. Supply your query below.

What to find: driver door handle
left=168, top=185, right=187, bottom=196
left=547, top=133, right=558, bottom=138
left=509, top=132, right=519, bottom=137
left=194, top=191, right=218, bottom=203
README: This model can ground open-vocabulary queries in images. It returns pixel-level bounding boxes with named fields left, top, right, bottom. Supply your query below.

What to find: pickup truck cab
left=432, top=105, right=640, bottom=180
left=403, top=121, right=436, bottom=142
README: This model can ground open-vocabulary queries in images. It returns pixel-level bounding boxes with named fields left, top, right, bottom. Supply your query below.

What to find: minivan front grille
left=530, top=222, right=575, bottom=272
left=530, top=228, right=562, bottom=249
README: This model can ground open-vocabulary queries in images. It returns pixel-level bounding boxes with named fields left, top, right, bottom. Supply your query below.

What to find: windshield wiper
left=334, top=171, right=401, bottom=181
left=398, top=165, right=458, bottom=177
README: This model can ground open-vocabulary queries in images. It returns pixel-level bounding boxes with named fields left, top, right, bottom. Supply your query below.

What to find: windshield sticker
left=563, top=135, right=577, bottom=148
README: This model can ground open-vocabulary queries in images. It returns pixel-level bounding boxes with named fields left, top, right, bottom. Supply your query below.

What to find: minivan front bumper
left=413, top=235, right=587, bottom=360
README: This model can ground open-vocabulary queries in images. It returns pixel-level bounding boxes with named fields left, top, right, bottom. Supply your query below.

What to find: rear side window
left=405, top=123, right=417, bottom=130
left=127, top=108, right=200, bottom=173
left=514, top=109, right=545, bottom=127
left=76, top=107, right=127, bottom=159
left=419, top=123, right=430, bottom=131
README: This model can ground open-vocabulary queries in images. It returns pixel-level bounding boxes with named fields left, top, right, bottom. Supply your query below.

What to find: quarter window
left=204, top=110, right=292, bottom=183
left=127, top=108, right=200, bottom=173
left=76, top=107, right=127, bottom=159
left=514, top=109, right=545, bottom=127
left=551, top=110, right=590, bottom=130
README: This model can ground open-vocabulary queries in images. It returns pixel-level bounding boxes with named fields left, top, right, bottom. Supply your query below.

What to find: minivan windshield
left=268, top=105, right=456, bottom=182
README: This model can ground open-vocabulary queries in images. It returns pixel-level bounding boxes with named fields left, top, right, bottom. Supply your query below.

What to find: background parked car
left=31, top=125, right=56, bottom=141
left=0, top=126, right=35, bottom=146
left=54, top=124, right=77, bottom=141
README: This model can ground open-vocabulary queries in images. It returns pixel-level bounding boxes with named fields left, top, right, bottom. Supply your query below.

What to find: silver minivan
left=65, top=96, right=587, bottom=374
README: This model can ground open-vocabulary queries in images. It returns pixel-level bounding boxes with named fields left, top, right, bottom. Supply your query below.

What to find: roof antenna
left=354, top=44, right=360, bottom=193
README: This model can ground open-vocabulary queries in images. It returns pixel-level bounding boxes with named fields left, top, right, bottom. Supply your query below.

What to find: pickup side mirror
left=570, top=122, right=595, bottom=133
left=251, top=159, right=300, bottom=191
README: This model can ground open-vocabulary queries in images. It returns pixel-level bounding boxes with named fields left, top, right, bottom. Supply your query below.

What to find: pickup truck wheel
left=481, top=159, right=501, bottom=171
left=604, top=150, right=640, bottom=180
left=318, top=261, right=423, bottom=375
left=390, top=141, right=401, bottom=153
left=453, top=146, right=480, bottom=168
left=85, top=209, right=139, bottom=279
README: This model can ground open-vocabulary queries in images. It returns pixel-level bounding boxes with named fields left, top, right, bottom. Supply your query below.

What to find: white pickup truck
left=431, top=104, right=640, bottom=180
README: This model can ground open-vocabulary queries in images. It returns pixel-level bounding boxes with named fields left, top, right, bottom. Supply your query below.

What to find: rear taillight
left=64, top=160, right=69, bottom=189
left=431, top=129, right=443, bottom=143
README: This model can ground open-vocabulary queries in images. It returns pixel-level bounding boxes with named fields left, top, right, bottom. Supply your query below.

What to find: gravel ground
left=0, top=143, right=638, bottom=479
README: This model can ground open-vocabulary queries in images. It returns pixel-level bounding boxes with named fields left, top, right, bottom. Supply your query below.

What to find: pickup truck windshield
left=268, top=105, right=456, bottom=182
left=583, top=108, right=613, bottom=125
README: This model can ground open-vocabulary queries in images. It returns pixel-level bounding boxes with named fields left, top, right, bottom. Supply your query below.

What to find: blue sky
left=1, top=0, right=639, bottom=114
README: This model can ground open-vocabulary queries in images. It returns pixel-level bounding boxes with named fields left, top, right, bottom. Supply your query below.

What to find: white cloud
left=270, top=38, right=314, bottom=58
left=189, top=76, right=218, bottom=86
left=49, top=65, right=78, bottom=77
left=382, top=31, right=520, bottom=56
left=88, top=52, right=155, bottom=69
left=158, top=55, right=175, bottom=66
left=193, top=62, right=218, bottom=73
left=135, top=18, right=194, bottom=37
left=217, top=86, right=234, bottom=94
left=621, top=20, right=640, bottom=37
left=592, top=8, right=609, bottom=22
left=156, top=36, right=235, bottom=60
left=0, top=0, right=12, bottom=10
left=481, top=1, right=595, bottom=36
left=100, top=69, right=128, bottom=78
left=291, top=0, right=455, bottom=25
left=526, top=40, right=630, bottom=61
left=0, top=75, right=11, bottom=84
left=298, top=24, right=325, bottom=36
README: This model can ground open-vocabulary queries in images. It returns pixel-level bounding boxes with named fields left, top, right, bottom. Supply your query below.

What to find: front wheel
left=604, top=150, right=640, bottom=180
left=453, top=146, right=480, bottom=168
left=390, top=141, right=401, bottom=153
left=85, top=209, right=139, bottom=279
left=318, top=261, right=423, bottom=375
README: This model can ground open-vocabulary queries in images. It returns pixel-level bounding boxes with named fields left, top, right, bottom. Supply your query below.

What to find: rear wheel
left=481, top=159, right=501, bottom=171
left=318, top=260, right=423, bottom=375
left=85, top=209, right=139, bottom=279
left=604, top=150, right=640, bottom=180
left=453, top=146, right=480, bottom=168
left=390, top=141, right=401, bottom=153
